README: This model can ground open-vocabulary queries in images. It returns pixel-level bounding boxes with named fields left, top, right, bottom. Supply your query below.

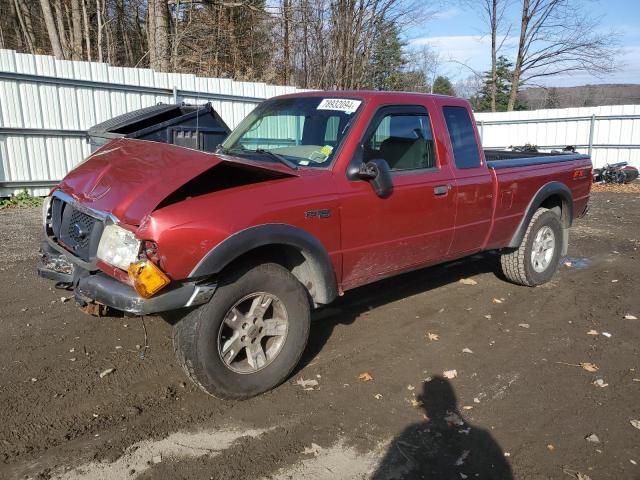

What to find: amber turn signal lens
left=127, top=260, right=170, bottom=299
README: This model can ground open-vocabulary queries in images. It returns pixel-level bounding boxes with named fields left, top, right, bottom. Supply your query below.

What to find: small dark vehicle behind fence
left=593, top=162, right=639, bottom=184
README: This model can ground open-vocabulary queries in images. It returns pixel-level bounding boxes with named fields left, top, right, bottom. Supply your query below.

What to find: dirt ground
left=0, top=191, right=639, bottom=480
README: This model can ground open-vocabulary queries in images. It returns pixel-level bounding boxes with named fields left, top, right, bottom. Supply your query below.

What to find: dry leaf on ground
left=581, top=362, right=599, bottom=372
left=459, top=278, right=477, bottom=286
left=443, top=369, right=458, bottom=379
left=587, top=329, right=599, bottom=335
left=358, top=372, right=373, bottom=382
left=426, top=332, right=440, bottom=341
left=296, top=378, right=319, bottom=389
left=585, top=433, right=600, bottom=443
left=555, top=361, right=599, bottom=372
left=492, top=298, right=503, bottom=304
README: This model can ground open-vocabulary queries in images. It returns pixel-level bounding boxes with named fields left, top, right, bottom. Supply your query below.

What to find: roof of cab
left=275, top=89, right=467, bottom=105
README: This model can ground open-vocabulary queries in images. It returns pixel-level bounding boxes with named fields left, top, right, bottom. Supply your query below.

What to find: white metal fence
left=475, top=105, right=640, bottom=170
left=0, top=49, right=305, bottom=196
left=0, top=48, right=639, bottom=197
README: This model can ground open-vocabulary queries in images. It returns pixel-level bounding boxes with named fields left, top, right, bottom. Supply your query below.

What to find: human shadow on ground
left=371, top=376, right=513, bottom=480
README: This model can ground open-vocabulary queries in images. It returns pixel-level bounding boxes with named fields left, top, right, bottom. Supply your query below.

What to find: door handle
left=433, top=185, right=450, bottom=196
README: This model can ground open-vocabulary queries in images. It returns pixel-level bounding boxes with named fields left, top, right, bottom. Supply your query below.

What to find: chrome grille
left=49, top=197, right=103, bottom=262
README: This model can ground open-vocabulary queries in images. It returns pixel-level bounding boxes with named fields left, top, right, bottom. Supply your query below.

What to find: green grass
left=0, top=190, right=43, bottom=209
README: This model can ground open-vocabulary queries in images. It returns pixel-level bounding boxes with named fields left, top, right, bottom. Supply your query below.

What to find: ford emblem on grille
left=72, top=223, right=87, bottom=240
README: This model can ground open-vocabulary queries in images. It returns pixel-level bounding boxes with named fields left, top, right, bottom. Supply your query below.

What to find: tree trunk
left=82, top=0, right=92, bottom=61
left=508, top=0, right=529, bottom=111
left=7, top=0, right=24, bottom=50
left=54, top=0, right=70, bottom=58
left=282, top=0, right=290, bottom=84
left=71, top=0, right=83, bottom=59
left=13, top=0, right=35, bottom=54
left=39, top=0, right=64, bottom=59
left=490, top=0, right=497, bottom=112
left=96, top=0, right=103, bottom=62
left=148, top=0, right=170, bottom=71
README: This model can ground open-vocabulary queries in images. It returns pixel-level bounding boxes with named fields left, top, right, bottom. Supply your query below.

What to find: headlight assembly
left=97, top=224, right=141, bottom=270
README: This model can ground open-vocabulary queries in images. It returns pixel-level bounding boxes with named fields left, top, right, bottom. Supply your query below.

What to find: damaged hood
left=57, top=138, right=298, bottom=225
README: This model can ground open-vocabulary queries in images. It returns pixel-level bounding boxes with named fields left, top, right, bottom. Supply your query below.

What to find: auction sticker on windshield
left=317, top=98, right=362, bottom=114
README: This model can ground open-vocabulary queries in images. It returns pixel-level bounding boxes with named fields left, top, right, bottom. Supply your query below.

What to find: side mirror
left=358, top=159, right=393, bottom=198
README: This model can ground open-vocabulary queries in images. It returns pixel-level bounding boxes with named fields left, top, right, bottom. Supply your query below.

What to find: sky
left=406, top=0, right=640, bottom=87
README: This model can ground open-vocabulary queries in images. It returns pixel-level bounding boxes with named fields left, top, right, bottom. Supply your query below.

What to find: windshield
left=220, top=96, right=363, bottom=168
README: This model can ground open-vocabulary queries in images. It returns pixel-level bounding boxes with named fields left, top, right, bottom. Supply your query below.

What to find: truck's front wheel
left=500, top=207, right=563, bottom=286
left=173, top=263, right=310, bottom=399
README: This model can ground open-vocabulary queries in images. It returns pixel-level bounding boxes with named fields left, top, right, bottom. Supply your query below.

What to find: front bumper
left=74, top=272, right=203, bottom=315
left=38, top=242, right=216, bottom=315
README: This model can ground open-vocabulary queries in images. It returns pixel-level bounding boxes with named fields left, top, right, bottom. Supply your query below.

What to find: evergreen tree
left=368, top=21, right=407, bottom=91
left=432, top=75, right=455, bottom=96
left=544, top=87, right=561, bottom=108
left=476, top=56, right=518, bottom=111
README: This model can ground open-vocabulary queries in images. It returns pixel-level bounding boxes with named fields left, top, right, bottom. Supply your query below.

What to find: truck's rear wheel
left=500, top=208, right=563, bottom=286
left=173, top=263, right=310, bottom=399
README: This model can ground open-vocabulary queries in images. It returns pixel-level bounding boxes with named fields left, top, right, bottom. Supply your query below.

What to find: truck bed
left=484, top=150, right=589, bottom=169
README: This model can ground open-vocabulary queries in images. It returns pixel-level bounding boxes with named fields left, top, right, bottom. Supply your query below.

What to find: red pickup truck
left=39, top=91, right=591, bottom=399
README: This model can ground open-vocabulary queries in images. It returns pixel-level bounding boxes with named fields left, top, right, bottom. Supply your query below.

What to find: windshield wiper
left=255, top=149, right=298, bottom=171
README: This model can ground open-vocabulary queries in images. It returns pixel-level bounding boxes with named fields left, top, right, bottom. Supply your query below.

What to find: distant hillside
left=519, top=84, right=640, bottom=109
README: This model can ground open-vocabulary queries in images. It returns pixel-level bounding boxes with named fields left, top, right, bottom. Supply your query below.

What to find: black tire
left=500, top=208, right=563, bottom=286
left=173, top=262, right=310, bottom=400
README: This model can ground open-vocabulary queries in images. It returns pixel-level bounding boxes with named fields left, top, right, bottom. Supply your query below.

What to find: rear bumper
left=38, top=242, right=216, bottom=315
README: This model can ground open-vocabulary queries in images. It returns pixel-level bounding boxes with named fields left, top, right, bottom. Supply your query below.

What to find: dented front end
left=38, top=138, right=298, bottom=315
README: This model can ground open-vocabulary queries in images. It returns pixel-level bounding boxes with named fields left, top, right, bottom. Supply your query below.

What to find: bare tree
left=82, top=0, right=92, bottom=61
left=461, top=0, right=511, bottom=111
left=39, top=0, right=65, bottom=58
left=148, top=0, right=170, bottom=70
left=3, top=0, right=435, bottom=90
left=454, top=75, right=483, bottom=100
left=407, top=44, right=441, bottom=92
left=71, top=0, right=83, bottom=59
left=507, top=0, right=618, bottom=110
left=54, top=0, right=71, bottom=58
left=13, top=0, right=36, bottom=54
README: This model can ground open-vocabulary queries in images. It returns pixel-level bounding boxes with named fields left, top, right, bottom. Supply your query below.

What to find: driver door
left=340, top=104, right=457, bottom=290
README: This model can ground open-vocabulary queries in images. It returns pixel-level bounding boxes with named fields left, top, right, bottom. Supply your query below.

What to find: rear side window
left=443, top=106, right=481, bottom=169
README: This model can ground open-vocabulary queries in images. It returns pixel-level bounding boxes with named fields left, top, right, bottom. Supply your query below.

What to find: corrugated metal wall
left=475, top=105, right=640, bottom=170
left=1, top=48, right=639, bottom=197
left=0, top=49, right=305, bottom=196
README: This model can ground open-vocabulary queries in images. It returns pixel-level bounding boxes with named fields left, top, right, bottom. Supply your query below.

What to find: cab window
left=443, top=106, right=481, bottom=169
left=364, top=113, right=436, bottom=171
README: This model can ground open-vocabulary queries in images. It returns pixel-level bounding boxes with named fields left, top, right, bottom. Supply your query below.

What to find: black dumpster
left=88, top=103, right=231, bottom=153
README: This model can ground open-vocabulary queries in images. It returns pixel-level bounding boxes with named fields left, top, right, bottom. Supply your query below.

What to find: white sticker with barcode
left=317, top=98, right=362, bottom=114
